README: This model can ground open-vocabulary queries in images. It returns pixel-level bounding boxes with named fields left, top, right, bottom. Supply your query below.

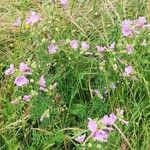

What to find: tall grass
left=0, top=0, right=149, bottom=149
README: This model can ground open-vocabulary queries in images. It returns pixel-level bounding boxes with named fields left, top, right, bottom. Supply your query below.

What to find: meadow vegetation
left=0, top=0, right=149, bottom=149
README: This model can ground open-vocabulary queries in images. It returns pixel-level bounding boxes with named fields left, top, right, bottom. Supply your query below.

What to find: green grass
left=0, top=0, right=150, bottom=149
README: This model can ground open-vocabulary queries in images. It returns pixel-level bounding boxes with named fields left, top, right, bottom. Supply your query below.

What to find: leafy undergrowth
left=0, top=0, right=150, bottom=150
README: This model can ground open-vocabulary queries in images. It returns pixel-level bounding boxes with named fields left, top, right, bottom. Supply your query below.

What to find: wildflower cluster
left=13, top=11, right=41, bottom=27
left=75, top=108, right=128, bottom=144
left=122, top=17, right=149, bottom=37
left=3, top=2, right=149, bottom=147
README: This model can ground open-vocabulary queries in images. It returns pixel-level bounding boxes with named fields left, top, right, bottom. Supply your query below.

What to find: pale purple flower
left=126, top=44, right=133, bottom=54
left=48, top=44, right=58, bottom=54
left=14, top=76, right=29, bottom=86
left=109, top=42, right=115, bottom=49
left=101, top=113, right=117, bottom=125
left=60, top=0, right=68, bottom=6
left=23, top=95, right=32, bottom=102
left=136, top=17, right=146, bottom=28
left=121, top=20, right=133, bottom=37
left=75, top=134, right=86, bottom=143
left=93, top=130, right=108, bottom=142
left=13, top=17, right=21, bottom=27
left=5, top=64, right=14, bottom=75
left=39, top=75, right=46, bottom=91
left=87, top=118, right=112, bottom=142
left=81, top=41, right=90, bottom=49
left=19, top=62, right=32, bottom=75
left=96, top=46, right=106, bottom=53
left=26, top=11, right=41, bottom=26
left=70, top=40, right=78, bottom=49
left=88, top=118, right=98, bottom=132
left=124, top=65, right=133, bottom=76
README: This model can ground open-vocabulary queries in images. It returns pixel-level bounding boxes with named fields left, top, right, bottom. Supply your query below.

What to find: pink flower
left=126, top=44, right=133, bottom=54
left=136, top=17, right=146, bottom=28
left=13, top=17, right=21, bottom=27
left=121, top=20, right=133, bottom=37
left=124, top=65, right=133, bottom=76
left=19, top=62, right=32, bottom=75
left=96, top=46, right=106, bottom=53
left=23, top=95, right=32, bottom=102
left=5, top=64, right=15, bottom=75
left=48, top=44, right=58, bottom=54
left=87, top=118, right=109, bottom=142
left=70, top=40, right=78, bottom=49
left=88, top=118, right=98, bottom=132
left=101, top=113, right=117, bottom=125
left=60, top=0, right=68, bottom=6
left=93, top=130, right=108, bottom=142
left=14, top=76, right=29, bottom=86
left=75, top=134, right=86, bottom=143
left=81, top=41, right=90, bottom=49
left=39, top=75, right=46, bottom=91
left=26, top=11, right=41, bottom=26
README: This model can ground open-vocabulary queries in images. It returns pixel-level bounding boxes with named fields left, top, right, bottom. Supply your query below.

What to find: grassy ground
left=0, top=0, right=150, bottom=149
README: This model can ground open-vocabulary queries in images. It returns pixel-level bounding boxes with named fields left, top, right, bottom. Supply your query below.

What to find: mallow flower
left=121, top=20, right=133, bottom=37
left=23, top=95, right=32, bottom=102
left=93, top=130, right=108, bottom=141
left=136, top=16, right=146, bottom=28
left=19, top=62, right=32, bottom=75
left=48, top=44, right=58, bottom=54
left=81, top=41, right=90, bottom=50
left=101, top=113, right=117, bottom=126
left=70, top=40, right=78, bottom=49
left=60, top=0, right=68, bottom=6
left=126, top=44, right=133, bottom=54
left=39, top=75, right=46, bottom=91
left=123, top=65, right=133, bottom=76
left=96, top=46, right=106, bottom=53
left=5, top=64, right=15, bottom=75
left=14, top=75, right=29, bottom=86
left=26, top=11, right=41, bottom=26
left=87, top=118, right=108, bottom=142
left=75, top=134, right=86, bottom=143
